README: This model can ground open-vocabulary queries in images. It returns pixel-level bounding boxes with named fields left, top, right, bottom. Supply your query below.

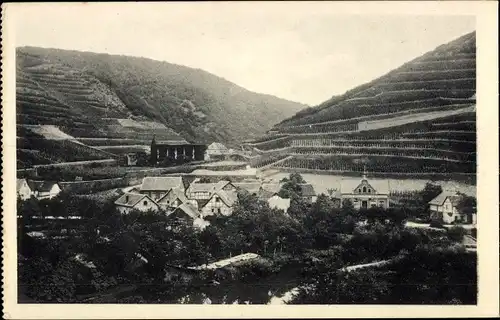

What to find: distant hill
left=16, top=47, right=306, bottom=151
left=246, top=32, right=476, bottom=178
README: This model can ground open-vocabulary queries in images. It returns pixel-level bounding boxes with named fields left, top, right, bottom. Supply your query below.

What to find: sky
left=10, top=2, right=475, bottom=106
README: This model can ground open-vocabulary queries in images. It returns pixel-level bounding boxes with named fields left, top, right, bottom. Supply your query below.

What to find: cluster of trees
left=292, top=244, right=476, bottom=304
left=17, top=173, right=476, bottom=304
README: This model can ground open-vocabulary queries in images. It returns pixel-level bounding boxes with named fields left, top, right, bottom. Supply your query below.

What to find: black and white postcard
left=2, top=1, right=498, bottom=319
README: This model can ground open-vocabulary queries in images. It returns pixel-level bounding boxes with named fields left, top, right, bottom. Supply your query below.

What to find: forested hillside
left=246, top=32, right=477, bottom=177
left=16, top=47, right=306, bottom=148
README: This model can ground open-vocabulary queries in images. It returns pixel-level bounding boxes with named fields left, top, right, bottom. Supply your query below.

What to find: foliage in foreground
left=17, top=176, right=476, bottom=304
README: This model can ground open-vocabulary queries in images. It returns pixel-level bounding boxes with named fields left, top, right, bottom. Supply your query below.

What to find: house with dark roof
left=199, top=189, right=238, bottom=218
left=170, top=203, right=200, bottom=221
left=26, top=180, right=61, bottom=200
left=297, top=183, right=317, bottom=203
left=114, top=192, right=160, bottom=214
left=185, top=179, right=236, bottom=200
left=140, top=176, right=185, bottom=201
left=339, top=171, right=390, bottom=209
left=429, top=191, right=472, bottom=224
left=157, top=188, right=189, bottom=210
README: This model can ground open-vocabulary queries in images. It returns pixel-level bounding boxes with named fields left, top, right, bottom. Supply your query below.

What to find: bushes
left=447, top=226, right=466, bottom=242
left=430, top=220, right=445, bottom=229
left=292, top=244, right=477, bottom=304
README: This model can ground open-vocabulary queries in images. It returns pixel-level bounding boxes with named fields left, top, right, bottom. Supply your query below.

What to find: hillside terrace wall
left=40, top=161, right=251, bottom=194
left=275, top=167, right=476, bottom=182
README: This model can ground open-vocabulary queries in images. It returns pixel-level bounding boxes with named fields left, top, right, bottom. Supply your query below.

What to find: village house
left=125, top=153, right=139, bottom=166
left=26, top=180, right=62, bottom=200
left=297, top=183, right=317, bottom=203
left=267, top=195, right=291, bottom=212
left=233, top=180, right=281, bottom=200
left=185, top=179, right=236, bottom=200
left=170, top=203, right=201, bottom=221
left=114, top=192, right=160, bottom=214
left=140, top=176, right=185, bottom=201
left=339, top=172, right=390, bottom=209
left=17, top=178, right=33, bottom=200
left=199, top=189, right=238, bottom=218
left=204, top=142, right=230, bottom=161
left=233, top=180, right=262, bottom=195
left=157, top=188, right=189, bottom=210
left=429, top=191, right=475, bottom=224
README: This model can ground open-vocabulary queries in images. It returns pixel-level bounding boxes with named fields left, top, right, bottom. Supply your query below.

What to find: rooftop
left=172, top=203, right=200, bottom=220
left=298, top=183, right=316, bottom=197
left=115, top=192, right=149, bottom=207
left=429, top=191, right=461, bottom=206
left=141, top=176, right=184, bottom=191
left=188, top=180, right=231, bottom=193
left=26, top=180, right=59, bottom=193
left=340, top=178, right=390, bottom=195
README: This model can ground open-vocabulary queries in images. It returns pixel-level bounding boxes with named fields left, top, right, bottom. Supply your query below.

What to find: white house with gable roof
left=140, top=176, right=185, bottom=201
left=340, top=169, right=390, bottom=209
left=114, top=192, right=160, bottom=214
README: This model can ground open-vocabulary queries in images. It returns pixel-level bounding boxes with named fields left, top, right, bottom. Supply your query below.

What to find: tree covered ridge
left=16, top=47, right=306, bottom=145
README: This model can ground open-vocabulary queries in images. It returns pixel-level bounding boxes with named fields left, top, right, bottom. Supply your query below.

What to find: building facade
left=267, top=195, right=291, bottom=212
left=139, top=176, right=185, bottom=201
left=199, top=190, right=238, bottom=218
left=27, top=181, right=62, bottom=200
left=114, top=193, right=160, bottom=214
left=185, top=180, right=235, bottom=200
left=150, top=137, right=207, bottom=165
left=340, top=173, right=390, bottom=209
left=429, top=191, right=473, bottom=224
left=17, top=179, right=33, bottom=200
left=204, top=142, right=230, bottom=161
left=157, top=188, right=188, bottom=210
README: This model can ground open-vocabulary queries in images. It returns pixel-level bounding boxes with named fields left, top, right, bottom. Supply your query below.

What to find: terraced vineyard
left=16, top=126, right=115, bottom=169
left=245, top=32, right=477, bottom=177
left=16, top=47, right=305, bottom=152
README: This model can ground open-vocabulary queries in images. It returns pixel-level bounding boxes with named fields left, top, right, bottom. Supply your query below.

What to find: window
left=368, top=189, right=371, bottom=193
left=143, top=201, right=148, bottom=206
left=217, top=208, right=221, bottom=214
left=362, top=186, right=367, bottom=193
left=358, top=189, right=361, bottom=193
left=215, top=197, right=220, bottom=202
